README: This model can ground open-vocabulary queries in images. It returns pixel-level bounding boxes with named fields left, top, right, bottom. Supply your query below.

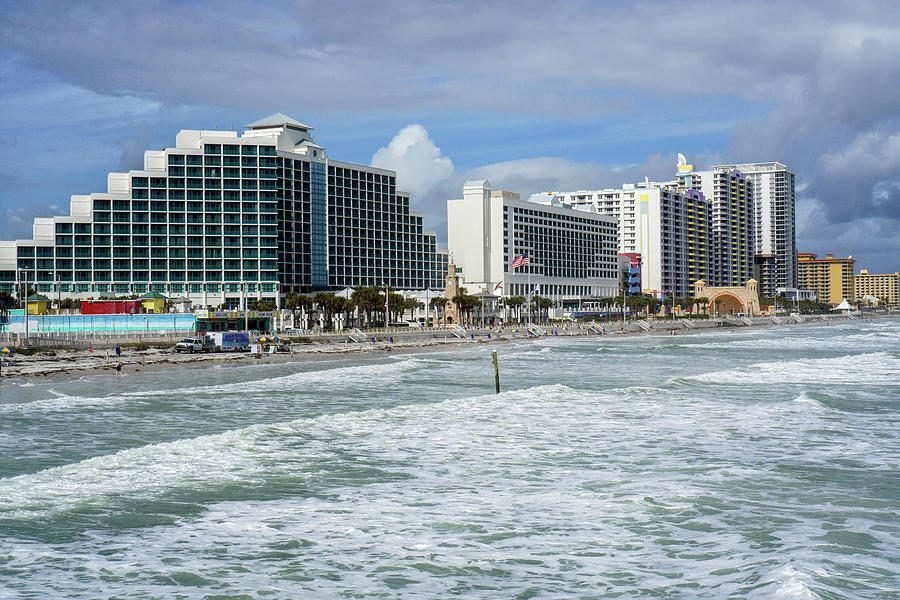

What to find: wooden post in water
left=492, top=350, right=500, bottom=394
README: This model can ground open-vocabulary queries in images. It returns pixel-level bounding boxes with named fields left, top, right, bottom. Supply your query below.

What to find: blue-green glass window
left=92, top=199, right=111, bottom=211
left=113, top=212, right=129, bottom=223
left=132, top=259, right=149, bottom=269
left=168, top=166, right=184, bottom=176
left=150, top=177, right=166, bottom=188
left=259, top=157, right=277, bottom=167
left=132, top=177, right=148, bottom=188
left=187, top=190, right=203, bottom=201
left=74, top=247, right=92, bottom=258
left=94, top=258, right=110, bottom=268
left=151, top=189, right=167, bottom=199
left=187, top=179, right=203, bottom=189
left=113, top=236, right=130, bottom=246
left=132, top=201, right=149, bottom=211
left=168, top=154, right=185, bottom=166
left=114, top=272, right=131, bottom=282
left=169, top=189, right=185, bottom=200
left=223, top=144, right=239, bottom=155
left=204, top=190, right=221, bottom=199
left=133, top=236, right=149, bottom=247
left=74, top=235, right=92, bottom=246
left=93, top=271, right=110, bottom=281
left=204, top=155, right=221, bottom=166
left=132, top=189, right=149, bottom=199
left=187, top=155, right=203, bottom=166
left=56, top=235, right=72, bottom=245
left=169, top=271, right=185, bottom=281
left=169, top=236, right=185, bottom=246
left=241, top=145, right=256, bottom=156
left=204, top=144, right=221, bottom=155
left=132, top=212, right=149, bottom=223
left=223, top=156, right=240, bottom=167
left=169, top=178, right=185, bottom=188
left=55, top=222, right=73, bottom=234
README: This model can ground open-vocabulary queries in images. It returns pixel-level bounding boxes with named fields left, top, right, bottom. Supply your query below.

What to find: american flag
left=511, top=252, right=529, bottom=268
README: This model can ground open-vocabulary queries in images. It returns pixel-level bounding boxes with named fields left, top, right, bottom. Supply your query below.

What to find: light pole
left=384, top=281, right=389, bottom=330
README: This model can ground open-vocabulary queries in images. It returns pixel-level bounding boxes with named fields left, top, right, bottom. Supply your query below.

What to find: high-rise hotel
left=712, top=162, right=796, bottom=296
left=548, top=180, right=710, bottom=298
left=0, top=114, right=448, bottom=307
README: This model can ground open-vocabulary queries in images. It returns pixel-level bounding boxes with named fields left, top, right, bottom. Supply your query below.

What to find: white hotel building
left=447, top=181, right=619, bottom=301
left=547, top=179, right=711, bottom=299
left=712, top=162, right=797, bottom=297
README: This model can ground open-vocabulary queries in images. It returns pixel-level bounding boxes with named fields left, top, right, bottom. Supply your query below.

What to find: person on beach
left=115, top=361, right=122, bottom=376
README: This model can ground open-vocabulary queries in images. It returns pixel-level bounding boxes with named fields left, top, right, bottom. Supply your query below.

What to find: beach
left=0, top=313, right=886, bottom=382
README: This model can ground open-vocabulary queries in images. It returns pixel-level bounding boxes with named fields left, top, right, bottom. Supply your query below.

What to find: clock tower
left=444, top=260, right=462, bottom=324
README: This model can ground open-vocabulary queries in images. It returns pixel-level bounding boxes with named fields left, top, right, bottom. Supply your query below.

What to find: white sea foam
left=681, top=351, right=900, bottom=386
left=0, top=384, right=574, bottom=520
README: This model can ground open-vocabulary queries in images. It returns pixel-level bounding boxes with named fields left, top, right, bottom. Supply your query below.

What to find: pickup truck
left=174, top=337, right=213, bottom=353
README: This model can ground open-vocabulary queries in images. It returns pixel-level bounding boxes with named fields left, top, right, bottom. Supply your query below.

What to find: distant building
left=712, top=162, right=797, bottom=296
left=797, top=253, right=855, bottom=305
left=0, top=114, right=448, bottom=308
left=855, top=269, right=899, bottom=306
left=547, top=179, right=710, bottom=298
left=675, top=160, right=754, bottom=288
left=447, top=180, right=619, bottom=302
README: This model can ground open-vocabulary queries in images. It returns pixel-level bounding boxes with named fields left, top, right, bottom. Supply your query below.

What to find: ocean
left=1, top=318, right=898, bottom=598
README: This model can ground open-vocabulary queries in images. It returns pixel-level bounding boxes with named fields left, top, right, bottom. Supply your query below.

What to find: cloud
left=370, top=124, right=453, bottom=198
left=2, top=0, right=900, bottom=271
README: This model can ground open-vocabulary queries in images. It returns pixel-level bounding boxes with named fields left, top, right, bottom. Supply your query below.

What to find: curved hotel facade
left=0, top=114, right=448, bottom=307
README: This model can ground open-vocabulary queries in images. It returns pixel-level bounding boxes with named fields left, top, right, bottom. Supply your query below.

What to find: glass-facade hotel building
left=0, top=114, right=448, bottom=307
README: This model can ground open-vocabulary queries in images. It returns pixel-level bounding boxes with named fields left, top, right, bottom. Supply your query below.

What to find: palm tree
left=452, top=293, right=478, bottom=325
left=537, top=296, right=553, bottom=323
left=505, top=296, right=525, bottom=323
left=430, top=297, right=448, bottom=327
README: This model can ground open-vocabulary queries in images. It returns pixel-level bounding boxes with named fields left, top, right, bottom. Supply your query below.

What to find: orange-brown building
left=797, top=253, right=855, bottom=306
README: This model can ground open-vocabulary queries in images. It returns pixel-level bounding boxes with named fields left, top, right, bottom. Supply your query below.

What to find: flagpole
left=527, top=254, right=531, bottom=325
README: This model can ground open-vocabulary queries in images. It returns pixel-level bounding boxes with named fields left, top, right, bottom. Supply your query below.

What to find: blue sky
left=1, top=0, right=899, bottom=273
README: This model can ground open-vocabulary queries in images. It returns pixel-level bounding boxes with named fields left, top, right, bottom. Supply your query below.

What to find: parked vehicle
left=174, top=337, right=214, bottom=353
left=206, top=331, right=250, bottom=352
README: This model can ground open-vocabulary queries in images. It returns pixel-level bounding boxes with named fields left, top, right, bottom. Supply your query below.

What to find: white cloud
left=370, top=124, right=454, bottom=198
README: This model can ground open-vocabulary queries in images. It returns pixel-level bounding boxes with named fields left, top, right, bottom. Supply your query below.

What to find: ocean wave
left=0, top=383, right=575, bottom=523
left=677, top=352, right=900, bottom=386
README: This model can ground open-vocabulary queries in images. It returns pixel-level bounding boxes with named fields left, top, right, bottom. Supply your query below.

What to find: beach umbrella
left=271, top=334, right=281, bottom=341
left=256, top=335, right=272, bottom=343
left=1, top=346, right=13, bottom=354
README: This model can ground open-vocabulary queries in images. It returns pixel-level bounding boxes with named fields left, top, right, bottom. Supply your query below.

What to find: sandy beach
left=0, top=313, right=884, bottom=383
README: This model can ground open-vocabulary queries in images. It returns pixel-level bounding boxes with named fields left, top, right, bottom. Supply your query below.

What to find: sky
left=1, top=0, right=898, bottom=273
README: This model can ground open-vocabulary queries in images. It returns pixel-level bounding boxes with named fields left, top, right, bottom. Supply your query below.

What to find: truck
left=174, top=336, right=215, bottom=353
left=206, top=331, right=250, bottom=352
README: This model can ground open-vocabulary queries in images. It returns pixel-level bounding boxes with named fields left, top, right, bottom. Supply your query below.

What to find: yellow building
left=139, top=291, right=168, bottom=314
left=855, top=269, right=899, bottom=306
left=797, top=253, right=855, bottom=305
left=26, top=293, right=51, bottom=315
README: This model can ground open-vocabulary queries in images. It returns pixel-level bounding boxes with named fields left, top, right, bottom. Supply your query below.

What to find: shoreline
left=1, top=314, right=892, bottom=384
